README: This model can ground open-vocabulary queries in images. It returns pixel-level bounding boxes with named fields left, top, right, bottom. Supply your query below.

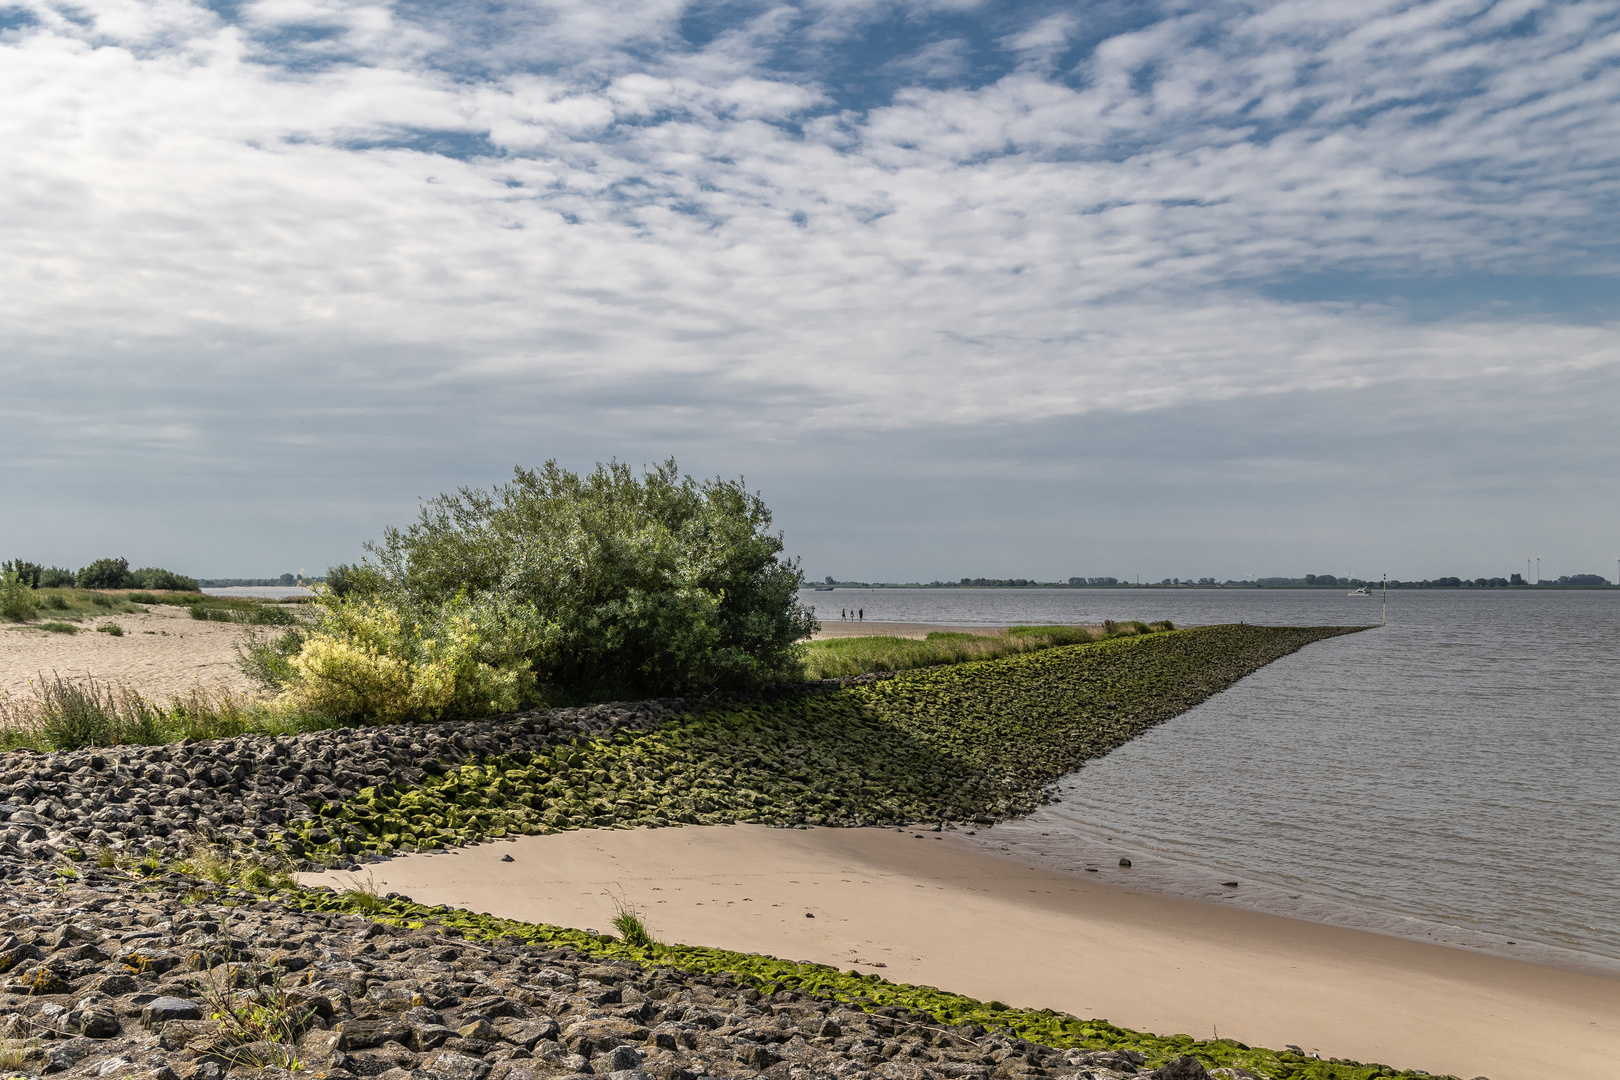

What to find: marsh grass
left=802, top=621, right=1174, bottom=679
left=0, top=674, right=337, bottom=751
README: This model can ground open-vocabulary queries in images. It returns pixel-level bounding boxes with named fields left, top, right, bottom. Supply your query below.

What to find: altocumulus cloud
left=0, top=0, right=1617, bottom=578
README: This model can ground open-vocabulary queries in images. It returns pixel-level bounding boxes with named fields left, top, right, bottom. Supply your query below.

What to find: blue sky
left=2, top=0, right=1617, bottom=581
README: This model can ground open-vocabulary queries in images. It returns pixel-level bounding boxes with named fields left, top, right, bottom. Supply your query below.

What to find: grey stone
left=420, top=1049, right=492, bottom=1080
left=142, top=997, right=201, bottom=1029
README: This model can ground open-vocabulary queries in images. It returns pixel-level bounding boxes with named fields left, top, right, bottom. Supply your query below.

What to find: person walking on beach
left=841, top=608, right=847, bottom=621
left=858, top=607, right=864, bottom=622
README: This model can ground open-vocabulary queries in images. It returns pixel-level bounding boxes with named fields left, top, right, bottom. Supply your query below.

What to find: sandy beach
left=0, top=604, right=266, bottom=701
left=307, top=823, right=1620, bottom=1080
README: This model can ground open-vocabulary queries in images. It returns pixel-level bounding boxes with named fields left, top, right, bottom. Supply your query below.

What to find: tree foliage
left=279, top=460, right=816, bottom=721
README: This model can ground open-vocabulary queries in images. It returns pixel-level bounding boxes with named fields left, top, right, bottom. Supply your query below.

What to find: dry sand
left=307, top=824, right=1620, bottom=1080
left=0, top=605, right=267, bottom=701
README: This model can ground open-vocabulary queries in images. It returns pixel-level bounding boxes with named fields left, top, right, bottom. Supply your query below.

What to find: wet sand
left=0, top=605, right=265, bottom=701
left=811, top=621, right=1006, bottom=639
left=305, top=824, right=1620, bottom=1080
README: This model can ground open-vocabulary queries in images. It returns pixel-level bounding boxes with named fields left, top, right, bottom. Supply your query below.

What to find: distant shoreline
left=804, top=582, right=1618, bottom=590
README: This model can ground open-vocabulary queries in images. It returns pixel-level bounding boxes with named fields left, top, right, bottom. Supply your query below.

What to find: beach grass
left=0, top=674, right=336, bottom=752
left=802, top=621, right=1170, bottom=679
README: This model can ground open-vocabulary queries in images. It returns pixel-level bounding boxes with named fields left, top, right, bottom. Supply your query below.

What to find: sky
left=2, top=0, right=1617, bottom=583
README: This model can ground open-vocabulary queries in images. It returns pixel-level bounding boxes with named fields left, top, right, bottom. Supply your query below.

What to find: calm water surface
left=798, top=588, right=1620, bottom=972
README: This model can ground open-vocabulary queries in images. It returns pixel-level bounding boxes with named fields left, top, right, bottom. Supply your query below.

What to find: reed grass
left=0, top=674, right=336, bottom=752
left=802, top=622, right=1172, bottom=680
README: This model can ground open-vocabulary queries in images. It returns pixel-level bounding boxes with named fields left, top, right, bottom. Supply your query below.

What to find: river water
left=796, top=587, right=1620, bottom=974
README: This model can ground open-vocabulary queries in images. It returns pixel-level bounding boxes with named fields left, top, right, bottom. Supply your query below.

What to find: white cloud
left=0, top=0, right=1617, bottom=569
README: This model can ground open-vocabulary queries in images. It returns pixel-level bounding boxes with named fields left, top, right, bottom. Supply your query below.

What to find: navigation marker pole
left=1382, top=574, right=1387, bottom=626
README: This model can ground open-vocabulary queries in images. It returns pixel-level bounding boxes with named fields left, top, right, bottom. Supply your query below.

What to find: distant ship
left=813, top=586, right=834, bottom=591
left=1347, top=586, right=1371, bottom=596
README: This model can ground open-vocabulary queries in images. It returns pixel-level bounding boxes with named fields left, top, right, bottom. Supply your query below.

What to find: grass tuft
left=0, top=675, right=336, bottom=751
left=610, top=896, right=657, bottom=948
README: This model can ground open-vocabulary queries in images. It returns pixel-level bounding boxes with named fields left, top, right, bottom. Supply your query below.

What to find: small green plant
left=126, top=591, right=161, bottom=605
left=42, top=593, right=70, bottom=610
left=90, top=593, right=114, bottom=608
left=610, top=897, right=656, bottom=948
left=338, top=871, right=388, bottom=914
left=95, top=846, right=118, bottom=869
left=96, top=622, right=125, bottom=636
left=0, top=1036, right=37, bottom=1070
left=195, top=952, right=317, bottom=1069
left=0, top=570, right=38, bottom=621
left=37, top=622, right=77, bottom=634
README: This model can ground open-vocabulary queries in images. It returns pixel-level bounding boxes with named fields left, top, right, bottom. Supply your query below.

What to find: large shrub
left=277, top=460, right=816, bottom=717
left=39, top=566, right=75, bottom=588
left=76, top=557, right=132, bottom=589
left=372, top=459, right=816, bottom=696
left=128, top=567, right=201, bottom=592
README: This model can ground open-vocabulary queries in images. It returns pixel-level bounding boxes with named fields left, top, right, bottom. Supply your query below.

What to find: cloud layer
left=2, top=0, right=1617, bottom=577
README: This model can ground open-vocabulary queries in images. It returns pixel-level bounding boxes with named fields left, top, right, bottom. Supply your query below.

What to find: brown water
left=801, top=587, right=1620, bottom=973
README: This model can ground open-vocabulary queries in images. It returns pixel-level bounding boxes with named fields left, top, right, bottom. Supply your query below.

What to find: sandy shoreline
left=0, top=605, right=265, bottom=701
left=305, top=824, right=1620, bottom=1080
left=811, top=621, right=1007, bottom=639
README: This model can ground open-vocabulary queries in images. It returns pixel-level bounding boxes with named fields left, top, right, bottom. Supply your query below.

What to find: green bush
left=1, top=560, right=42, bottom=588
left=237, top=628, right=308, bottom=691
left=279, top=592, right=540, bottom=723
left=128, top=567, right=201, bottom=592
left=324, top=562, right=383, bottom=599
left=96, top=622, right=125, bottom=636
left=352, top=459, right=817, bottom=699
left=39, top=566, right=75, bottom=588
left=0, top=570, right=39, bottom=620
left=126, top=591, right=161, bottom=605
left=77, top=557, right=132, bottom=589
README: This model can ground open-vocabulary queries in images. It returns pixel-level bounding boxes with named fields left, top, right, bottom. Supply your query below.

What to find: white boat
left=1347, top=586, right=1371, bottom=596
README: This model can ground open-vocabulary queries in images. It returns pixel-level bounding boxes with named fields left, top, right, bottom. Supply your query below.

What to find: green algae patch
left=285, top=886, right=1438, bottom=1080
left=284, top=624, right=1364, bottom=863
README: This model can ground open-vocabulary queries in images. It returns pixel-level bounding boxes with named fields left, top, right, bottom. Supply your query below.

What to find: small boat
left=813, top=586, right=834, bottom=592
left=1347, top=586, right=1371, bottom=596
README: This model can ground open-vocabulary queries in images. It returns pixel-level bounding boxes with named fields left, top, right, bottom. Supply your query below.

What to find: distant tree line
left=808, top=572, right=1615, bottom=589
left=196, top=574, right=321, bottom=587
left=1, top=557, right=198, bottom=591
